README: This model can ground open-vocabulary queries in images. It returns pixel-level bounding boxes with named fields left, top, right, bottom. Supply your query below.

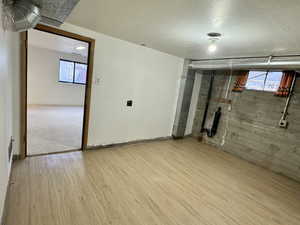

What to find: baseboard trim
left=87, top=136, right=173, bottom=151
left=12, top=136, right=176, bottom=158
left=27, top=149, right=81, bottom=158
left=1, top=169, right=13, bottom=225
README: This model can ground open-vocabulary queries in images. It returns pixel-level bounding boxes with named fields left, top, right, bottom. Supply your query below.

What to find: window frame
left=245, top=70, right=283, bottom=93
left=58, top=59, right=87, bottom=85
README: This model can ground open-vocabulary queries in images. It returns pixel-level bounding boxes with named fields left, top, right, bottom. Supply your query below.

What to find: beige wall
left=13, top=23, right=184, bottom=155
left=27, top=45, right=87, bottom=106
left=0, top=28, right=20, bottom=221
left=60, top=23, right=184, bottom=147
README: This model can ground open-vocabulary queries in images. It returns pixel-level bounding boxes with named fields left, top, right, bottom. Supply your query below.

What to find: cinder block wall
left=192, top=71, right=300, bottom=182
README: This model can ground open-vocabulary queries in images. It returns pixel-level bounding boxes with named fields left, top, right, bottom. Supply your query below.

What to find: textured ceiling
left=66, top=0, right=300, bottom=59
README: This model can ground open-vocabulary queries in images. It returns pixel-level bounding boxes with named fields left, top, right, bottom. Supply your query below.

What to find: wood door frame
left=20, top=24, right=95, bottom=159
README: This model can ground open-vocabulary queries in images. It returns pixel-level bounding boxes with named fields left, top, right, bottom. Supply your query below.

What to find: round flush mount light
left=207, top=32, right=222, bottom=38
left=76, top=46, right=86, bottom=50
left=207, top=32, right=222, bottom=53
left=208, top=42, right=217, bottom=53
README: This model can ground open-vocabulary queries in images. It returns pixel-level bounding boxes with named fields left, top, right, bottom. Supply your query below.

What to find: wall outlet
left=279, top=119, right=288, bottom=128
left=228, top=104, right=232, bottom=112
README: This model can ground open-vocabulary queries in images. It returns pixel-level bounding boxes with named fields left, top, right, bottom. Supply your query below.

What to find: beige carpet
left=27, top=105, right=84, bottom=155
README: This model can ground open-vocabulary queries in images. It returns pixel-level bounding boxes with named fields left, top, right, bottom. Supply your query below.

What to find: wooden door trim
left=20, top=32, right=28, bottom=159
left=20, top=24, right=95, bottom=158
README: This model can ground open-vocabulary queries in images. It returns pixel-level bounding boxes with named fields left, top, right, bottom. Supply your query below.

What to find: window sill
left=58, top=81, right=86, bottom=85
left=244, top=89, right=276, bottom=93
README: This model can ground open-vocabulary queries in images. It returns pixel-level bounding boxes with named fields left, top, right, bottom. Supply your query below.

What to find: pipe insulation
left=189, top=56, right=300, bottom=71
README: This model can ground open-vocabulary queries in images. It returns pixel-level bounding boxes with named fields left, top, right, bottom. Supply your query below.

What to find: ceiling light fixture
left=207, top=32, right=221, bottom=53
left=76, top=46, right=86, bottom=50
left=208, top=40, right=217, bottom=53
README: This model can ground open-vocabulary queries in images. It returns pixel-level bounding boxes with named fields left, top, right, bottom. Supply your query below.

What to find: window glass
left=245, top=71, right=283, bottom=92
left=59, top=60, right=74, bottom=83
left=74, top=63, right=87, bottom=84
left=245, top=71, right=267, bottom=91
left=264, top=72, right=282, bottom=92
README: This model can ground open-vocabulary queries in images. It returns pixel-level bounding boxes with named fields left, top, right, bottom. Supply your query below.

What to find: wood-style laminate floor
left=5, top=138, right=300, bottom=225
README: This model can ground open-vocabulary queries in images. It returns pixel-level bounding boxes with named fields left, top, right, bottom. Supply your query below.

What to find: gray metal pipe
left=281, top=74, right=297, bottom=121
left=189, top=56, right=300, bottom=71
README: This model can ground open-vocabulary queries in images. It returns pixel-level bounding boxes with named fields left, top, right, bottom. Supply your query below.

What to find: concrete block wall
left=192, top=71, right=300, bottom=182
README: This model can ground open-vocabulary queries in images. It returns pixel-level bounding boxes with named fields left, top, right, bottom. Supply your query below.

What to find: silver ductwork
left=2, top=0, right=41, bottom=32
left=1, top=0, right=79, bottom=32
left=189, top=56, right=300, bottom=71
left=33, top=0, right=79, bottom=27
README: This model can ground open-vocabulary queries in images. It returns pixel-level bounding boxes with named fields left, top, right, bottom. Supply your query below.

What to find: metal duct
left=2, top=0, right=41, bottom=32
left=189, top=56, right=300, bottom=71
left=1, top=0, right=79, bottom=32
left=33, top=0, right=79, bottom=27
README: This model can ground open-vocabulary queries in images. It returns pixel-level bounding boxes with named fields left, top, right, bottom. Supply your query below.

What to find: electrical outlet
left=279, top=119, right=288, bottom=128
left=228, top=104, right=232, bottom=112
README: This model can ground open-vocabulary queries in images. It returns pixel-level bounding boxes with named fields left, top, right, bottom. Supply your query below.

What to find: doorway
left=20, top=24, right=95, bottom=158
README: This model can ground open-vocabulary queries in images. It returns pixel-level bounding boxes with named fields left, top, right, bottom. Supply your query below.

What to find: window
left=59, top=59, right=87, bottom=84
left=74, top=63, right=88, bottom=84
left=245, top=71, right=283, bottom=92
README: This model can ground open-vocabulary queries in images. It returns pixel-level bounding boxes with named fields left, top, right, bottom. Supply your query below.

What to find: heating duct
left=2, top=0, right=41, bottom=32
left=1, top=0, right=79, bottom=32
left=33, top=0, right=80, bottom=27
left=189, top=56, right=300, bottom=71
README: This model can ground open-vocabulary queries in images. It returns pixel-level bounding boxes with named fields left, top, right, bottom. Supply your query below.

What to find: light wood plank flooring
left=5, top=138, right=300, bottom=225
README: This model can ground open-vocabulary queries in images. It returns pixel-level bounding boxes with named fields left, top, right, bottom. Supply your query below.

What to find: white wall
left=0, top=28, right=19, bottom=221
left=1, top=20, right=183, bottom=219
left=60, top=23, right=184, bottom=146
left=27, top=45, right=86, bottom=106
left=12, top=23, right=184, bottom=154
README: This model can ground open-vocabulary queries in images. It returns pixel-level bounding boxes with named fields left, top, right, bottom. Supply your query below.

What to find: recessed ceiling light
left=76, top=46, right=86, bottom=50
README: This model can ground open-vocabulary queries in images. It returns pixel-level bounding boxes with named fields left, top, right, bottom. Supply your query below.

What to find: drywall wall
left=192, top=71, right=300, bottom=182
left=0, top=28, right=19, bottom=222
left=57, top=23, right=184, bottom=146
left=27, top=45, right=86, bottom=106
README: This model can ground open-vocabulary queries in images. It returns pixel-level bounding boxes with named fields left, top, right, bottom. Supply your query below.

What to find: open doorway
left=20, top=25, right=95, bottom=157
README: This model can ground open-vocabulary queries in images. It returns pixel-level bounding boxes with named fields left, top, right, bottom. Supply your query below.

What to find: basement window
left=59, top=59, right=87, bottom=85
left=245, top=71, right=283, bottom=92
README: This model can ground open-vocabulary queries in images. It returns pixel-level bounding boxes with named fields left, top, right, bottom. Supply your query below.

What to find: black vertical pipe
left=200, top=71, right=215, bottom=133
